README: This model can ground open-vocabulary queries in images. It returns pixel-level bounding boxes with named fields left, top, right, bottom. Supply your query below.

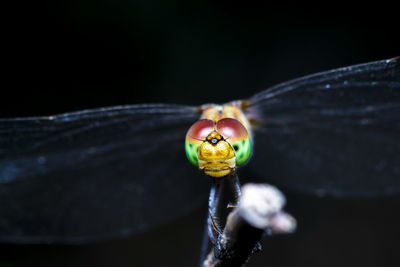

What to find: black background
left=1, top=1, right=399, bottom=266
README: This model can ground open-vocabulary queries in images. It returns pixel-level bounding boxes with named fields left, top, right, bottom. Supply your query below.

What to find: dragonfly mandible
left=0, top=57, right=399, bottom=244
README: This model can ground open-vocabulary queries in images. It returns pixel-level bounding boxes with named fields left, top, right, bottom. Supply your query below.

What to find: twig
left=202, top=183, right=296, bottom=267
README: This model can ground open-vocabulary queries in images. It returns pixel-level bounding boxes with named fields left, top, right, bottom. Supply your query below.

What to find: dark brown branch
left=202, top=183, right=296, bottom=267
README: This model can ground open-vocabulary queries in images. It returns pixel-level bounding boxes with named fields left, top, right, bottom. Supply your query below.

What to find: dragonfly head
left=185, top=118, right=251, bottom=178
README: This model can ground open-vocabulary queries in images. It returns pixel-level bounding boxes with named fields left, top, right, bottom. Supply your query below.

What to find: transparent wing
left=244, top=58, right=400, bottom=197
left=0, top=104, right=208, bottom=243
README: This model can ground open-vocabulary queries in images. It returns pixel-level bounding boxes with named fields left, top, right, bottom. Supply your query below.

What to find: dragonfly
left=0, top=57, right=399, bottom=246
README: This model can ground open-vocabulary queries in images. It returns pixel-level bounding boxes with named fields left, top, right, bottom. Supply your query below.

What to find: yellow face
left=197, top=131, right=236, bottom=177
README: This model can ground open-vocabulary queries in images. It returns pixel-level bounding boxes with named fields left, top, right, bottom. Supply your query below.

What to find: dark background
left=1, top=1, right=399, bottom=266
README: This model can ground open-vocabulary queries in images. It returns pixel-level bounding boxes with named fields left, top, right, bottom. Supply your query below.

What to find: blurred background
left=1, top=1, right=399, bottom=266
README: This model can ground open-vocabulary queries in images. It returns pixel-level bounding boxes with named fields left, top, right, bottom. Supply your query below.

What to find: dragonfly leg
left=207, top=179, right=223, bottom=249
left=228, top=173, right=263, bottom=253
left=199, top=217, right=210, bottom=263
left=200, top=180, right=223, bottom=264
left=227, top=172, right=242, bottom=208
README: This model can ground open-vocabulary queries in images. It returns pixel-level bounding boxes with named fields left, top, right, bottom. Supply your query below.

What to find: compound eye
left=185, top=119, right=215, bottom=166
left=186, top=119, right=215, bottom=141
left=216, top=118, right=248, bottom=141
left=216, top=118, right=251, bottom=166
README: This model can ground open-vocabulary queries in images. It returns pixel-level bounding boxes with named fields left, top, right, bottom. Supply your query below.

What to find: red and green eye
left=216, top=118, right=251, bottom=165
left=185, top=119, right=214, bottom=166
